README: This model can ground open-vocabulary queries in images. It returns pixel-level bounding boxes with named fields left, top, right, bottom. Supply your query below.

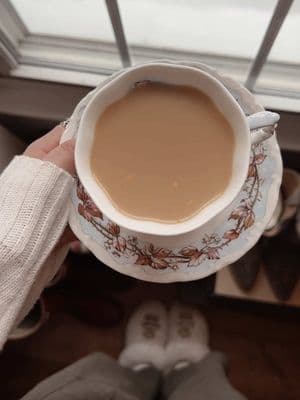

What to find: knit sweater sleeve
left=0, top=155, right=74, bottom=348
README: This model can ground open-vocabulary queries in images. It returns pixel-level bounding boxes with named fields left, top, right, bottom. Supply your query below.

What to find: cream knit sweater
left=0, top=155, right=74, bottom=349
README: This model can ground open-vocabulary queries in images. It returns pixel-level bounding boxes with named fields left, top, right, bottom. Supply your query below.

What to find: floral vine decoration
left=76, top=146, right=266, bottom=270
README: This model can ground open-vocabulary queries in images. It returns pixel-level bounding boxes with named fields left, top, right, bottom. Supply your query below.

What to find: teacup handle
left=247, top=111, right=280, bottom=145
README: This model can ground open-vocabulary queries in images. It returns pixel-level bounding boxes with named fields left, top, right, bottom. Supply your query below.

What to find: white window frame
left=0, top=0, right=299, bottom=151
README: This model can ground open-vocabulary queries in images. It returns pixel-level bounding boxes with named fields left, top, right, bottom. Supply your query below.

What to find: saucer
left=62, top=60, right=282, bottom=283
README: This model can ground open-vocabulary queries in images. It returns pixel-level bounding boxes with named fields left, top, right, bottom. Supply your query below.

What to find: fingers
left=44, top=138, right=76, bottom=176
left=57, top=225, right=77, bottom=248
left=24, top=125, right=76, bottom=175
left=24, top=126, right=64, bottom=159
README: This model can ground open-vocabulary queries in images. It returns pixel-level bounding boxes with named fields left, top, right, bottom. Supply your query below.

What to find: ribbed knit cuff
left=0, top=155, right=73, bottom=248
left=0, top=155, right=74, bottom=348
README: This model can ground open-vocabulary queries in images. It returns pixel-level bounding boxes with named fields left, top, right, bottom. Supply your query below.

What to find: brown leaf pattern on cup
left=244, top=211, right=255, bottom=228
left=107, top=222, right=120, bottom=236
left=247, top=164, right=256, bottom=178
left=206, top=247, right=220, bottom=260
left=77, top=182, right=88, bottom=202
left=153, top=248, right=172, bottom=259
left=135, top=254, right=152, bottom=266
left=180, top=247, right=205, bottom=266
left=229, top=206, right=248, bottom=221
left=180, top=246, right=200, bottom=257
left=77, top=181, right=103, bottom=220
left=75, top=145, right=265, bottom=270
left=254, top=153, right=266, bottom=164
left=229, top=204, right=254, bottom=230
left=223, top=229, right=240, bottom=240
left=113, top=236, right=126, bottom=252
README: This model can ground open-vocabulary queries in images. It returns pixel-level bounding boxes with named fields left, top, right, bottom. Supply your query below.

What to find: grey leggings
left=21, top=352, right=246, bottom=400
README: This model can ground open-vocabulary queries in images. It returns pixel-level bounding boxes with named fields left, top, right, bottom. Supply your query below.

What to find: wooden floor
left=0, top=260, right=299, bottom=400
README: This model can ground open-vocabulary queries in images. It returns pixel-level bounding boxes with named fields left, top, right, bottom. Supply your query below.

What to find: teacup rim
left=75, top=62, right=250, bottom=236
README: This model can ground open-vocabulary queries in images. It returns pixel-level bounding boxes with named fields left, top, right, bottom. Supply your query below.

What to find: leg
left=22, top=300, right=168, bottom=400
left=163, top=303, right=247, bottom=400
left=21, top=353, right=160, bottom=400
left=164, top=352, right=246, bottom=400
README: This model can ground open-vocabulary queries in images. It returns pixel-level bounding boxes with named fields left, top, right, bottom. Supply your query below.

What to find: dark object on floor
left=44, top=253, right=128, bottom=328
left=66, top=252, right=137, bottom=293
left=71, top=293, right=124, bottom=328
left=45, top=289, right=124, bottom=328
left=264, top=168, right=300, bottom=238
left=177, top=273, right=216, bottom=304
left=263, top=219, right=300, bottom=301
left=230, top=240, right=262, bottom=291
left=8, top=297, right=48, bottom=341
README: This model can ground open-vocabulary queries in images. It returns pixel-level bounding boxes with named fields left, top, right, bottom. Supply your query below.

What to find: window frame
left=0, top=0, right=299, bottom=152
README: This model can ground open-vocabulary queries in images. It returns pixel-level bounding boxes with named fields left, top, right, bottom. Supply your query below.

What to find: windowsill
left=0, top=74, right=299, bottom=153
left=8, top=61, right=300, bottom=114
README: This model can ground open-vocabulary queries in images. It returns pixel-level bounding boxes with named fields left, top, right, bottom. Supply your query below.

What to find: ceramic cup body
left=75, top=63, right=279, bottom=236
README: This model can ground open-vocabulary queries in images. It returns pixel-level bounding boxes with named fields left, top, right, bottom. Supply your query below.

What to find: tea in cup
left=75, top=63, right=279, bottom=236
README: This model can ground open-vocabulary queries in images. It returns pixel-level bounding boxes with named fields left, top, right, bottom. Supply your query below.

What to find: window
left=119, top=0, right=277, bottom=75
left=0, top=0, right=300, bottom=111
left=256, top=0, right=300, bottom=97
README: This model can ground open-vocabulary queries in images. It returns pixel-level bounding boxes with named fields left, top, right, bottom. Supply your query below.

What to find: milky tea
left=91, top=82, right=234, bottom=223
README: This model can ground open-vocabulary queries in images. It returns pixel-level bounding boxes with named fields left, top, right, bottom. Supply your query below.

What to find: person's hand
left=25, top=125, right=77, bottom=246
left=24, top=125, right=75, bottom=176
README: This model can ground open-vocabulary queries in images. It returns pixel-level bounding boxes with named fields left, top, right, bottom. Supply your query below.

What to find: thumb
left=56, top=226, right=77, bottom=249
left=44, top=139, right=76, bottom=176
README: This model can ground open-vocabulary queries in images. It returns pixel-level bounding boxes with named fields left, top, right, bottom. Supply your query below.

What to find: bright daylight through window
left=0, top=0, right=300, bottom=110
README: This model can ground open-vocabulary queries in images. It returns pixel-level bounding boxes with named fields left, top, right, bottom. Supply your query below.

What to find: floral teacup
left=64, top=60, right=282, bottom=282
left=75, top=63, right=279, bottom=237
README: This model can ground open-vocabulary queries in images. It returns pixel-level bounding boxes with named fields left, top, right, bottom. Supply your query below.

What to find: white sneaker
left=164, top=302, right=210, bottom=372
left=119, top=300, right=168, bottom=370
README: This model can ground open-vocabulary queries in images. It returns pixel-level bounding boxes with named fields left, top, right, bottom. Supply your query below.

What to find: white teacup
left=75, top=63, right=279, bottom=236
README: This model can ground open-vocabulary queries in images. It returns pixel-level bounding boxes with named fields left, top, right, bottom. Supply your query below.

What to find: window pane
left=9, top=0, right=299, bottom=95
left=255, top=0, right=300, bottom=95
left=118, top=0, right=276, bottom=80
left=11, top=0, right=114, bottom=41
left=10, top=0, right=122, bottom=70
left=263, top=0, right=300, bottom=64
left=11, top=0, right=277, bottom=59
